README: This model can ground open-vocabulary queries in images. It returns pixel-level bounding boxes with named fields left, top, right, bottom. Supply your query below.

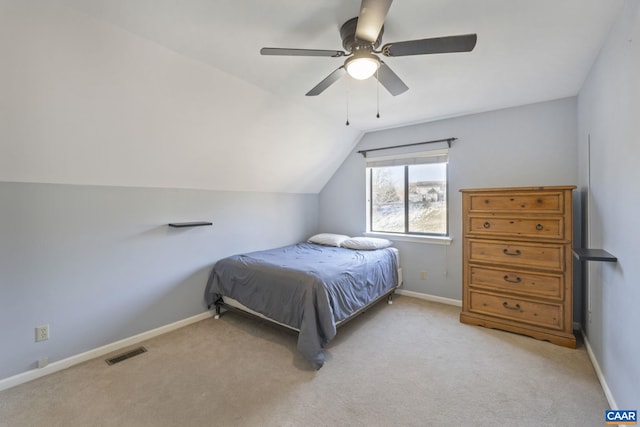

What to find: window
left=366, top=149, right=448, bottom=237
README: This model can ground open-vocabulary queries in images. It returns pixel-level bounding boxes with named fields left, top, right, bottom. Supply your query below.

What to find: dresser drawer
left=467, top=216, right=565, bottom=240
left=468, top=239, right=564, bottom=271
left=468, top=192, right=564, bottom=214
left=469, top=290, right=563, bottom=330
left=469, top=265, right=563, bottom=299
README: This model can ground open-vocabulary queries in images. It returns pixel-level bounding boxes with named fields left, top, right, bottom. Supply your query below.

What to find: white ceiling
left=59, top=0, right=624, bottom=129
left=8, top=1, right=624, bottom=193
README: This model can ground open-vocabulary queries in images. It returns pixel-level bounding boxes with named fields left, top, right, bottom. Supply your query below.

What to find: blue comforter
left=204, top=242, right=399, bottom=369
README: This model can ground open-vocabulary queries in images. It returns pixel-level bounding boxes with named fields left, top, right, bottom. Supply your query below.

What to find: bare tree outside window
left=371, top=166, right=404, bottom=232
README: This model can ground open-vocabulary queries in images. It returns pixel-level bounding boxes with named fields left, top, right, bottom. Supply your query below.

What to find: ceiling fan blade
left=260, top=48, right=345, bottom=57
left=355, top=0, right=393, bottom=43
left=381, top=34, right=477, bottom=57
left=306, top=67, right=346, bottom=96
left=375, top=62, right=408, bottom=96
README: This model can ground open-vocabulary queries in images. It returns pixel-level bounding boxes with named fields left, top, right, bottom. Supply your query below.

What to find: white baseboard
left=581, top=329, right=618, bottom=410
left=0, top=311, right=214, bottom=392
left=395, top=289, right=462, bottom=307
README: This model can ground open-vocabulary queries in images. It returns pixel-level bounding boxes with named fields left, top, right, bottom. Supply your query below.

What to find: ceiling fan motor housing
left=340, top=17, right=383, bottom=52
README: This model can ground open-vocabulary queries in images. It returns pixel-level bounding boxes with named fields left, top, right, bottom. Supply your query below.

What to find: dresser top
left=459, top=185, right=576, bottom=193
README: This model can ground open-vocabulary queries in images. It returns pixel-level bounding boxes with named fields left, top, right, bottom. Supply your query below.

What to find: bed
left=204, top=236, right=401, bottom=369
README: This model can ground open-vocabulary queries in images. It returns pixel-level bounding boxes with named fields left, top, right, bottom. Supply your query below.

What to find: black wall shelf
left=168, top=222, right=212, bottom=228
left=572, top=248, right=617, bottom=262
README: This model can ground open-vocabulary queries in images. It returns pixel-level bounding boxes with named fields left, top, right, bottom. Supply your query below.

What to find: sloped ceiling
left=0, top=1, right=625, bottom=193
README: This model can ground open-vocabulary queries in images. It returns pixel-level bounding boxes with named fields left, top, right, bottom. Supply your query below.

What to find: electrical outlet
left=420, top=271, right=427, bottom=280
left=35, top=325, right=49, bottom=342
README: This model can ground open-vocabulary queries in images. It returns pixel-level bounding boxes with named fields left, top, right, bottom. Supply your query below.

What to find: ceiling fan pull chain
left=345, top=90, right=350, bottom=126
left=376, top=67, right=381, bottom=119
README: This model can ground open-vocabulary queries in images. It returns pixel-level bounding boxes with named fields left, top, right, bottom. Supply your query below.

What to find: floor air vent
left=105, top=346, right=147, bottom=365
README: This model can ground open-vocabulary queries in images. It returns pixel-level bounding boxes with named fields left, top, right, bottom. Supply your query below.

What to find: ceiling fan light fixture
left=345, top=52, right=380, bottom=80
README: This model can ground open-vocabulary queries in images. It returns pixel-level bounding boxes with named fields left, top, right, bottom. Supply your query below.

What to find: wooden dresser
left=460, top=186, right=576, bottom=348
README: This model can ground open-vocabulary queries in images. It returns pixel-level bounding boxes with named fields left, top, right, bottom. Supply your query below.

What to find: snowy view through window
left=370, top=163, right=447, bottom=235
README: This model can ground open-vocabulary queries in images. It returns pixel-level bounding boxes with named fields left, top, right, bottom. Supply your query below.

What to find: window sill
left=364, top=232, right=452, bottom=245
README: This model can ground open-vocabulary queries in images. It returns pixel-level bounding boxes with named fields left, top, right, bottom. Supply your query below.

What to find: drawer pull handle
left=483, top=222, right=491, bottom=229
left=536, top=223, right=544, bottom=230
left=502, top=302, right=522, bottom=311
left=503, top=275, right=522, bottom=284
left=503, top=248, right=522, bottom=256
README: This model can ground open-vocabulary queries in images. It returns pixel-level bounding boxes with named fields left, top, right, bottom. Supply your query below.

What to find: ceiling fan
left=260, top=0, right=477, bottom=97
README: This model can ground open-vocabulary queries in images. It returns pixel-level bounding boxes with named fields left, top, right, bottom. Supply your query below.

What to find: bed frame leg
left=214, top=298, right=222, bottom=319
left=387, top=293, right=394, bottom=305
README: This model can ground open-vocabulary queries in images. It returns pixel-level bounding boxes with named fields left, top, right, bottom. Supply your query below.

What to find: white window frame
left=365, top=148, right=452, bottom=245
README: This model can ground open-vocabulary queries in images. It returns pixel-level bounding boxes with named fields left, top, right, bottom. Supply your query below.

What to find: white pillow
left=307, top=233, right=351, bottom=247
left=340, top=237, right=393, bottom=250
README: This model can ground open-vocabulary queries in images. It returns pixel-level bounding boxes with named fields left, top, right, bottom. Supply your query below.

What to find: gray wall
left=319, top=97, right=578, bottom=300
left=577, top=0, right=639, bottom=408
left=0, top=182, right=318, bottom=379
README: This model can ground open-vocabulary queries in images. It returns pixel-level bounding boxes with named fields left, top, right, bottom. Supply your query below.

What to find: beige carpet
left=0, top=296, right=608, bottom=427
